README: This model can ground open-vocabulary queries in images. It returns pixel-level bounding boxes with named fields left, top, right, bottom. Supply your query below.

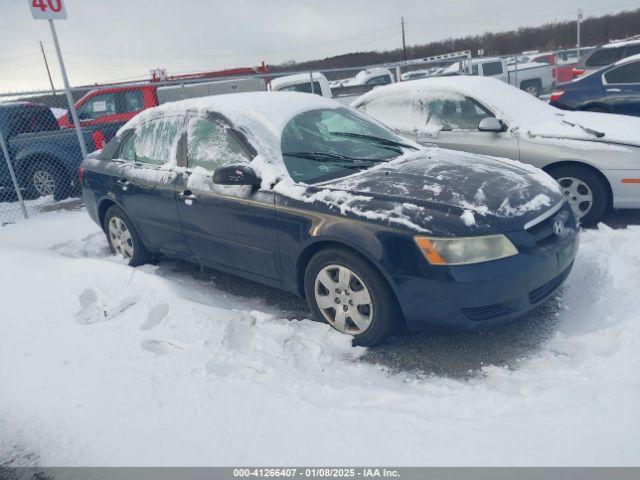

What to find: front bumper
left=394, top=209, right=580, bottom=330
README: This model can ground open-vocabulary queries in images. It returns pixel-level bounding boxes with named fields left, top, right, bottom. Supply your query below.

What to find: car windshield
left=281, top=107, right=412, bottom=184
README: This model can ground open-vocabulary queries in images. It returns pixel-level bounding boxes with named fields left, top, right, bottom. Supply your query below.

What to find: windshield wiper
left=329, top=131, right=419, bottom=150
left=561, top=120, right=605, bottom=138
left=282, top=151, right=388, bottom=169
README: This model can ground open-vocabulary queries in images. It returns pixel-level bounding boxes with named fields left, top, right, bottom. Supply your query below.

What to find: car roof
left=119, top=91, right=344, bottom=140
left=613, top=53, right=640, bottom=66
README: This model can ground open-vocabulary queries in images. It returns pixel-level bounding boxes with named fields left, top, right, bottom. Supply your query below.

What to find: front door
left=176, top=113, right=280, bottom=281
left=114, top=115, right=190, bottom=257
left=603, top=60, right=640, bottom=116
left=414, top=92, right=520, bottom=160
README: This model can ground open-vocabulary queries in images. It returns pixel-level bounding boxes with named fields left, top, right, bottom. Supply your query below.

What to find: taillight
left=572, top=68, right=585, bottom=78
left=92, top=130, right=106, bottom=150
left=550, top=91, right=565, bottom=103
left=78, top=166, right=85, bottom=185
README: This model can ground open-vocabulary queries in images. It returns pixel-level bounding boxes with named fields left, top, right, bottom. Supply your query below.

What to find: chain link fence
left=2, top=48, right=565, bottom=225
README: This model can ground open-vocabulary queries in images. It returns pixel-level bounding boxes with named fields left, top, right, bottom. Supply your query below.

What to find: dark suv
left=573, top=39, right=640, bottom=77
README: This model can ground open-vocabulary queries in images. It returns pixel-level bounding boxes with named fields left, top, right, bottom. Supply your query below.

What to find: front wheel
left=104, top=205, right=150, bottom=266
left=548, top=165, right=609, bottom=227
left=304, top=248, right=401, bottom=347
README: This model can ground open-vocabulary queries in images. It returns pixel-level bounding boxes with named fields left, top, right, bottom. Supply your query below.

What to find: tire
left=547, top=165, right=609, bottom=227
left=304, top=247, right=401, bottom=347
left=103, top=205, right=150, bottom=266
left=26, top=162, right=71, bottom=201
left=521, top=80, right=541, bottom=97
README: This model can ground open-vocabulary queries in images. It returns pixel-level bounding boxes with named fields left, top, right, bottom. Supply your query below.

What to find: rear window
left=586, top=47, right=624, bottom=67
left=277, top=81, right=323, bottom=96
left=483, top=61, right=503, bottom=76
left=604, top=61, right=640, bottom=84
left=10, top=107, right=58, bottom=136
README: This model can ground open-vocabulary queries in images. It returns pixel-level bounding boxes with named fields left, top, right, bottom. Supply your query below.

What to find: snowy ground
left=1, top=209, right=639, bottom=466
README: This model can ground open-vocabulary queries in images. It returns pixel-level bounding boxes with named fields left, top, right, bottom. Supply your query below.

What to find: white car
left=352, top=76, right=640, bottom=225
left=332, top=67, right=395, bottom=88
left=269, top=72, right=332, bottom=98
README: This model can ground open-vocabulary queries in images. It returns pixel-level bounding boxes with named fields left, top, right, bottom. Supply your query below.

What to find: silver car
left=351, top=76, right=640, bottom=225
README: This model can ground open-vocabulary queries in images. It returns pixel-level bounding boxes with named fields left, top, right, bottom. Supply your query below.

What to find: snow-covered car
left=80, top=92, right=578, bottom=346
left=269, top=72, right=332, bottom=97
left=352, top=76, right=640, bottom=225
left=331, top=67, right=395, bottom=88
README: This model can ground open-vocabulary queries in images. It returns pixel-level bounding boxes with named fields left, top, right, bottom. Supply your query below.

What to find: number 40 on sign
left=29, top=0, right=67, bottom=20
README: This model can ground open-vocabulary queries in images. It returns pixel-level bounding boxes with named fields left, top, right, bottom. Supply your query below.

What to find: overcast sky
left=1, top=0, right=638, bottom=93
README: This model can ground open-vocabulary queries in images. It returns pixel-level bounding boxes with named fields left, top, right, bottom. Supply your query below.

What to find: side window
left=366, top=75, right=391, bottom=85
left=187, top=117, right=250, bottom=171
left=120, top=133, right=137, bottom=161
left=604, top=61, right=640, bottom=84
left=119, top=116, right=183, bottom=165
left=359, top=94, right=414, bottom=132
left=120, top=90, right=145, bottom=113
left=483, top=62, right=504, bottom=76
left=625, top=44, right=640, bottom=57
left=77, top=93, right=116, bottom=120
left=586, top=48, right=624, bottom=67
left=472, top=64, right=479, bottom=76
left=419, top=93, right=494, bottom=130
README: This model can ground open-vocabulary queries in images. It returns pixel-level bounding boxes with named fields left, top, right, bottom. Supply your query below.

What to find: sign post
left=28, top=0, right=88, bottom=159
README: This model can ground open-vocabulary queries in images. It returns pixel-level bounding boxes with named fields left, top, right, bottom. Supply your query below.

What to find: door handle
left=179, top=190, right=197, bottom=205
left=606, top=88, right=622, bottom=93
left=116, top=178, right=130, bottom=191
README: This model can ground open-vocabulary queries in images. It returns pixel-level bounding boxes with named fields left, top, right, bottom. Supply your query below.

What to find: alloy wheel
left=108, top=216, right=134, bottom=260
left=314, top=264, right=373, bottom=335
left=557, top=176, right=593, bottom=219
left=32, top=170, right=56, bottom=196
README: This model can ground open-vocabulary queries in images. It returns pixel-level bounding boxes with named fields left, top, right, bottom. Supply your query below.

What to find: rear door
left=115, top=115, right=190, bottom=257
left=413, top=91, right=520, bottom=160
left=175, top=113, right=280, bottom=281
left=602, top=60, right=640, bottom=116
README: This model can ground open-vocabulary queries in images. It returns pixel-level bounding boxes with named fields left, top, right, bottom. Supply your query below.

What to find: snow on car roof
left=353, top=76, right=640, bottom=147
left=119, top=91, right=341, bottom=140
left=602, top=38, right=640, bottom=48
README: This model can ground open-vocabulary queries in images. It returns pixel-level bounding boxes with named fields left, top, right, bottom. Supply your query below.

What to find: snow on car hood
left=278, top=148, right=564, bottom=235
left=354, top=76, right=640, bottom=147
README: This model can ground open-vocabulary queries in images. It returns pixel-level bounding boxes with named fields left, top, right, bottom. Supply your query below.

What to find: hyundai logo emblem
left=553, top=216, right=566, bottom=235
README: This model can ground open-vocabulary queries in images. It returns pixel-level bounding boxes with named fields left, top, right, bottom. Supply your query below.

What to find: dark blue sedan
left=80, top=92, right=579, bottom=346
left=550, top=55, right=640, bottom=116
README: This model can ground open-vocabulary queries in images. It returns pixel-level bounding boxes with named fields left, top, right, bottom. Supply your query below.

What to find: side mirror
left=213, top=164, right=261, bottom=187
left=478, top=117, right=504, bottom=132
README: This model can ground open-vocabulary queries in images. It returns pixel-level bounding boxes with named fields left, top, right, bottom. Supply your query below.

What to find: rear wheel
left=26, top=162, right=72, bottom=201
left=104, top=205, right=150, bottom=266
left=304, top=248, right=401, bottom=347
left=547, top=165, right=609, bottom=227
left=521, top=80, right=542, bottom=97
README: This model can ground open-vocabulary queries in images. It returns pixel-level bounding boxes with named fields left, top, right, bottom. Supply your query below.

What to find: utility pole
left=39, top=41, right=57, bottom=98
left=401, top=17, right=407, bottom=60
left=577, top=8, right=583, bottom=57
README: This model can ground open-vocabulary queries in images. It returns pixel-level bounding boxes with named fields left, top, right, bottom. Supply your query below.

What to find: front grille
left=461, top=303, right=513, bottom=321
left=529, top=263, right=573, bottom=304
left=525, top=202, right=575, bottom=248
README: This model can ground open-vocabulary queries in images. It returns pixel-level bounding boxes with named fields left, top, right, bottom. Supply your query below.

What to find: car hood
left=525, top=110, right=640, bottom=148
left=313, top=148, right=564, bottom=235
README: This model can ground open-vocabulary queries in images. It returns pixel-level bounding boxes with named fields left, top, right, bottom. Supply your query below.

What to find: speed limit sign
left=28, top=0, right=67, bottom=20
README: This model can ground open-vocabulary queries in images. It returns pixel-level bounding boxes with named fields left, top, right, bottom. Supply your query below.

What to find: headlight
left=414, top=234, right=518, bottom=266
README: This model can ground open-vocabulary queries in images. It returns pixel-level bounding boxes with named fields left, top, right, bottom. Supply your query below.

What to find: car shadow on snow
left=153, top=258, right=564, bottom=379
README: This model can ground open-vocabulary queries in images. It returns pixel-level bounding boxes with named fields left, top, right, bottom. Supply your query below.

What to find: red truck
left=58, top=66, right=268, bottom=130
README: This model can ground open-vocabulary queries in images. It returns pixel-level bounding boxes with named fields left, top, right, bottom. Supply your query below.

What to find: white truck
left=443, top=57, right=555, bottom=97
